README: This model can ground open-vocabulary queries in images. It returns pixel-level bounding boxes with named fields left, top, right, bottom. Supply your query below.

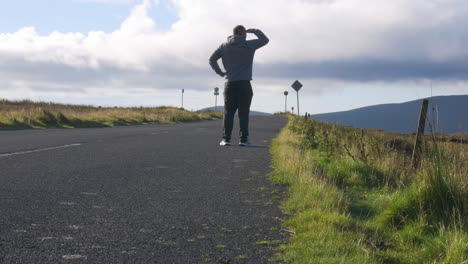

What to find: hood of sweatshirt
left=226, top=35, right=246, bottom=45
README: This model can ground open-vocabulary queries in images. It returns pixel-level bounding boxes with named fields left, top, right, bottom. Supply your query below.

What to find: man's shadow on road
left=240, top=145, right=269, bottom=149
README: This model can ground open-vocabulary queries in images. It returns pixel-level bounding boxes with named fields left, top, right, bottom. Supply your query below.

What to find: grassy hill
left=270, top=115, right=467, bottom=263
left=312, top=95, right=468, bottom=134
left=0, top=99, right=222, bottom=130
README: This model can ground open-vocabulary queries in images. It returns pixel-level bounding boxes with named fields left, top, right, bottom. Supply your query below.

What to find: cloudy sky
left=1, top=0, right=467, bottom=114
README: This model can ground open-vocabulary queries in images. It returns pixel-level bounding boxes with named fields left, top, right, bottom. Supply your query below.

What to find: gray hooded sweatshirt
left=209, top=29, right=269, bottom=82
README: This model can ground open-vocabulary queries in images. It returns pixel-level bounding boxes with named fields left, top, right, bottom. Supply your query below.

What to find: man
left=209, top=25, right=269, bottom=146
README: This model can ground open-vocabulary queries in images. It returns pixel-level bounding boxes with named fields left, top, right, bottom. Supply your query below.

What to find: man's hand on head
left=246, top=28, right=258, bottom=33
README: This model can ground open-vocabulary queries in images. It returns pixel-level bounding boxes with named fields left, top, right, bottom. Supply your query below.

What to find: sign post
left=214, top=87, right=219, bottom=111
left=284, top=91, right=289, bottom=113
left=181, top=89, right=185, bottom=109
left=291, top=80, right=303, bottom=116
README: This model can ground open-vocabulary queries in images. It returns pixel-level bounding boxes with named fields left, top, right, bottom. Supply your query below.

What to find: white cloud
left=3, top=0, right=468, bottom=69
left=1, top=0, right=468, bottom=111
left=78, top=0, right=148, bottom=4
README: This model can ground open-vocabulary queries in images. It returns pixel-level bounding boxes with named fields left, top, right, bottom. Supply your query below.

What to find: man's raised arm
left=246, top=28, right=269, bottom=50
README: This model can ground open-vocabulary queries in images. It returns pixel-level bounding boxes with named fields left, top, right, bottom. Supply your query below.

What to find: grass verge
left=270, top=116, right=467, bottom=263
left=0, top=99, right=222, bottom=130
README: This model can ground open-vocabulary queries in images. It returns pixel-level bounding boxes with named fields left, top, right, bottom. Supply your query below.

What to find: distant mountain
left=197, top=106, right=272, bottom=116
left=311, top=95, right=468, bottom=134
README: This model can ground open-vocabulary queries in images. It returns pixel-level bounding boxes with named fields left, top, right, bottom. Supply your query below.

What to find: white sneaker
left=220, top=139, right=231, bottom=146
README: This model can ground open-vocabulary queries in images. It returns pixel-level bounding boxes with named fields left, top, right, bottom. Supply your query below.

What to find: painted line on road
left=0, top=143, right=82, bottom=158
left=151, top=131, right=169, bottom=135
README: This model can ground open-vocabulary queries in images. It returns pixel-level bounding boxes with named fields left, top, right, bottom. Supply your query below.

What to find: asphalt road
left=0, top=116, right=287, bottom=264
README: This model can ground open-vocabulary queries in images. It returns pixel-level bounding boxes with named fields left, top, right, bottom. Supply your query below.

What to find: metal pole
left=296, top=91, right=300, bottom=116
left=181, top=89, right=184, bottom=109
left=285, top=95, right=287, bottom=113
left=284, top=91, right=289, bottom=113
left=214, top=87, right=219, bottom=112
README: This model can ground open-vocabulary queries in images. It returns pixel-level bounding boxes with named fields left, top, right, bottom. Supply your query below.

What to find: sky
left=1, top=0, right=467, bottom=114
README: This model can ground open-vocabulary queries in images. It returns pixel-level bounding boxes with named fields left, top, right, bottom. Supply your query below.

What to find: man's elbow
left=259, top=34, right=269, bottom=46
left=209, top=54, right=220, bottom=65
left=258, top=37, right=269, bottom=48
left=209, top=58, right=216, bottom=68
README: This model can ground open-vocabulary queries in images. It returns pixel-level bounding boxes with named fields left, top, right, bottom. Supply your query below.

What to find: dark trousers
left=223, top=80, right=253, bottom=141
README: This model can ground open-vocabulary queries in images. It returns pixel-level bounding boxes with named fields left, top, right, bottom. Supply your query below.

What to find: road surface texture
left=0, top=116, right=287, bottom=264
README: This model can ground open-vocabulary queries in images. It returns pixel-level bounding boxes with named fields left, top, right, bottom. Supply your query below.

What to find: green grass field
left=0, top=99, right=222, bottom=130
left=270, top=116, right=467, bottom=263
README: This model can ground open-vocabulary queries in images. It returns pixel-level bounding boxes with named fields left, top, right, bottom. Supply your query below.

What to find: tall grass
left=270, top=116, right=467, bottom=263
left=0, top=99, right=222, bottom=129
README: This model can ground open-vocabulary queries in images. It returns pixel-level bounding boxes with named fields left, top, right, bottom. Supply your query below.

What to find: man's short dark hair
left=233, top=25, right=246, bottom=35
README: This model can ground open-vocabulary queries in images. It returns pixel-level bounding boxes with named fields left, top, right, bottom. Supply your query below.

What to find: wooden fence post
left=411, top=99, right=429, bottom=170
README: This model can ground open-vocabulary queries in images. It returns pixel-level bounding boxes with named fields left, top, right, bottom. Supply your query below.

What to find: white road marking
left=121, top=250, right=137, bottom=255
left=0, top=143, right=82, bottom=158
left=151, top=131, right=169, bottom=135
left=91, top=245, right=105, bottom=249
left=233, top=159, right=248, bottom=163
left=39, top=237, right=55, bottom=241
left=62, top=255, right=87, bottom=260
left=69, top=225, right=82, bottom=230
left=139, top=228, right=153, bottom=233
left=81, top=192, right=98, bottom=196
left=59, top=202, right=76, bottom=206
